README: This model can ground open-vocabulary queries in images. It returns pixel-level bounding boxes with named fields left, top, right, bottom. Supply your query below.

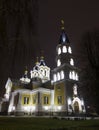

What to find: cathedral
left=0, top=21, right=86, bottom=116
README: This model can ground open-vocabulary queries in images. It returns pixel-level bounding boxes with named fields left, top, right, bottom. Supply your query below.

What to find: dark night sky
left=38, top=0, right=99, bottom=68
left=0, top=0, right=99, bottom=96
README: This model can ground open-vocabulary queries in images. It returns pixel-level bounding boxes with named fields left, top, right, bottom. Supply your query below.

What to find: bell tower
left=52, top=20, right=86, bottom=115
left=56, top=20, right=73, bottom=67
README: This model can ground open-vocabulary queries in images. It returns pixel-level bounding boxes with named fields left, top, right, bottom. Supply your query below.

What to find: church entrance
left=74, top=101, right=79, bottom=113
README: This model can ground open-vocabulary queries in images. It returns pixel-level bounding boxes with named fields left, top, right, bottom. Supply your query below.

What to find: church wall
left=0, top=20, right=86, bottom=116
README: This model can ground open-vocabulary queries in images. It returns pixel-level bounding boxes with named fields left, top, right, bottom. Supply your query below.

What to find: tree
left=0, top=0, right=39, bottom=96
left=80, top=29, right=99, bottom=114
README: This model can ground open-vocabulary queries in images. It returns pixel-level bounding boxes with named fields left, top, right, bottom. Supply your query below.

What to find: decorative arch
left=72, top=97, right=82, bottom=113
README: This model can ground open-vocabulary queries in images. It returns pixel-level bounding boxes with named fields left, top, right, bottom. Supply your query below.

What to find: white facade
left=0, top=21, right=86, bottom=116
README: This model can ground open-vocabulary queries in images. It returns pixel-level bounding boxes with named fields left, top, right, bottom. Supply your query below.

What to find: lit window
left=61, top=71, right=64, bottom=79
left=69, top=71, right=72, bottom=79
left=53, top=74, right=57, bottom=82
left=57, top=59, right=61, bottom=67
left=70, top=58, right=74, bottom=66
left=57, top=72, right=60, bottom=81
left=58, top=47, right=61, bottom=55
left=72, top=71, right=75, bottom=80
left=68, top=46, right=72, bottom=54
left=62, top=46, right=67, bottom=53
left=76, top=73, right=79, bottom=81
left=57, top=96, right=62, bottom=104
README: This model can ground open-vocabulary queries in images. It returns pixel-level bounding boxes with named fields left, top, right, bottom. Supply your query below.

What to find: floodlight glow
left=58, top=106, right=62, bottom=110
left=62, top=35, right=66, bottom=42
left=68, top=98, right=71, bottom=105
left=44, top=106, right=49, bottom=110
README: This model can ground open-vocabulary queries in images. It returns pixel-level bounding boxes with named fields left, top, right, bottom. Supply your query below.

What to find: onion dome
left=39, top=56, right=46, bottom=66
left=34, top=57, right=39, bottom=70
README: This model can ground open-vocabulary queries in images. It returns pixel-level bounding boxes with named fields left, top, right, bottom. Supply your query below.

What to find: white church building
left=0, top=21, right=86, bottom=116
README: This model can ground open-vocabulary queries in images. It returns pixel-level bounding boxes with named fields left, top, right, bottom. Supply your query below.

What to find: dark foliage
left=0, top=0, right=38, bottom=96
left=80, top=29, right=99, bottom=114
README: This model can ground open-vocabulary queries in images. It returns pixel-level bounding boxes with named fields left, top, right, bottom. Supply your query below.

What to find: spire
left=39, top=51, right=46, bottom=66
left=24, top=66, right=28, bottom=78
left=61, top=19, right=65, bottom=30
left=59, top=20, right=69, bottom=44
left=20, top=66, right=30, bottom=83
left=34, top=57, right=39, bottom=70
left=35, top=57, right=39, bottom=65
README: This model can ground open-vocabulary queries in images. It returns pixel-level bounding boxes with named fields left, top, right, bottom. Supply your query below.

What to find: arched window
left=57, top=59, right=61, bottom=67
left=62, top=46, right=67, bottom=53
left=70, top=58, right=74, bottom=66
left=58, top=47, right=61, bottom=55
left=61, top=71, right=64, bottom=79
left=53, top=74, right=57, bottom=82
left=45, top=70, right=47, bottom=76
left=69, top=71, right=72, bottom=79
left=40, top=69, right=44, bottom=76
left=68, top=46, right=72, bottom=54
left=57, top=72, right=60, bottom=81
left=76, top=73, right=79, bottom=81
left=72, top=71, right=76, bottom=80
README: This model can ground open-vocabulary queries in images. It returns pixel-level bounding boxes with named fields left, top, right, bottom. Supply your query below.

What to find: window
left=58, top=47, right=61, bottom=55
left=69, top=71, right=78, bottom=80
left=57, top=72, right=60, bottom=81
left=45, top=70, right=47, bottom=76
left=72, top=71, right=75, bottom=80
left=70, top=58, right=74, bottom=66
left=76, top=73, right=79, bottom=81
left=57, top=59, right=61, bottom=67
left=62, top=46, right=67, bottom=53
left=53, top=74, right=57, bottom=82
left=24, top=97, right=29, bottom=104
left=68, top=46, right=72, bottom=54
left=61, top=71, right=64, bottom=79
left=44, top=96, right=49, bottom=104
left=69, top=71, right=72, bottom=79
left=40, top=69, right=44, bottom=76
left=57, top=96, right=62, bottom=104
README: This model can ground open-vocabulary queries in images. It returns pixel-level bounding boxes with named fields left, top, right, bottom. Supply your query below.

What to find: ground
left=0, top=116, right=99, bottom=130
